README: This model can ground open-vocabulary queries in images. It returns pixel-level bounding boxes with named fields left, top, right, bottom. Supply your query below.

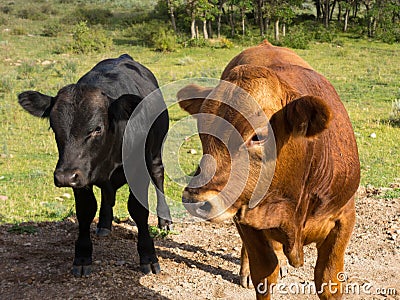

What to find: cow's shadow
left=0, top=219, right=241, bottom=299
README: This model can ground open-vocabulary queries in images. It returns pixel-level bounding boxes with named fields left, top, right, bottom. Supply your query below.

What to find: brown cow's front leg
left=239, top=241, right=287, bottom=289
left=235, top=220, right=280, bottom=300
left=314, top=198, right=356, bottom=300
left=72, top=187, right=97, bottom=277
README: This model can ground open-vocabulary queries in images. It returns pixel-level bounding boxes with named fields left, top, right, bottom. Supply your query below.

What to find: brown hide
left=179, top=41, right=360, bottom=299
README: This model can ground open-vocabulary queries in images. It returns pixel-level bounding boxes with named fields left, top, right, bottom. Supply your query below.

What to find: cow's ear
left=108, top=94, right=142, bottom=121
left=285, top=95, right=332, bottom=138
left=18, top=91, right=54, bottom=118
left=177, top=84, right=213, bottom=115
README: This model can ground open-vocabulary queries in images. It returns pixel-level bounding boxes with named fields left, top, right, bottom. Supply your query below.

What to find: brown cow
left=177, top=41, right=360, bottom=299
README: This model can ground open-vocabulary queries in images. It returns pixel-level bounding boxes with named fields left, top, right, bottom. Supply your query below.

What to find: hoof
left=72, top=264, right=92, bottom=277
left=96, top=227, right=111, bottom=237
left=140, top=262, right=161, bottom=275
left=158, top=218, right=173, bottom=231
left=279, top=265, right=288, bottom=278
left=240, top=275, right=253, bottom=289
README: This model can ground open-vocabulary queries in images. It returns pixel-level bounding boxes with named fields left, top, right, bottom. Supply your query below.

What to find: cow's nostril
left=70, top=173, right=78, bottom=181
left=199, top=201, right=212, bottom=213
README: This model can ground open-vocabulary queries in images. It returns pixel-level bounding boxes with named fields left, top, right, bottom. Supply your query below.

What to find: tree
left=166, top=0, right=179, bottom=32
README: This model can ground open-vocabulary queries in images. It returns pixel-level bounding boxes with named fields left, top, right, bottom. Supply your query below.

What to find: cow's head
left=18, top=84, right=141, bottom=188
left=178, top=65, right=331, bottom=222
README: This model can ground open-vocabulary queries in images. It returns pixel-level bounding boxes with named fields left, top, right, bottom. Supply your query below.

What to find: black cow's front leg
left=128, top=191, right=160, bottom=275
left=149, top=154, right=172, bottom=231
left=72, top=187, right=97, bottom=277
left=96, top=182, right=116, bottom=237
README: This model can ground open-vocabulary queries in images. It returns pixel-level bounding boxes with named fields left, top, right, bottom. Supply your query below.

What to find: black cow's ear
left=285, top=95, right=332, bottom=138
left=108, top=94, right=142, bottom=121
left=18, top=91, right=54, bottom=118
left=177, top=84, right=212, bottom=115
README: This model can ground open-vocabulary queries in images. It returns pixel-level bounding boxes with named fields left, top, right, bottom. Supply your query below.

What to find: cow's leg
left=72, top=187, right=97, bottom=277
left=235, top=220, right=279, bottom=300
left=128, top=188, right=160, bottom=275
left=96, top=182, right=116, bottom=237
left=314, top=198, right=356, bottom=300
left=239, top=243, right=253, bottom=288
left=239, top=240, right=287, bottom=289
left=148, top=153, right=172, bottom=231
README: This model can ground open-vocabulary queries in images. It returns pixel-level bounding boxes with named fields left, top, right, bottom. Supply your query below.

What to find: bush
left=281, top=25, right=311, bottom=49
left=42, top=23, right=63, bottom=37
left=64, top=7, right=113, bottom=25
left=126, top=21, right=177, bottom=51
left=70, top=21, right=113, bottom=54
left=152, top=27, right=177, bottom=52
left=184, top=38, right=211, bottom=48
left=390, top=97, right=400, bottom=124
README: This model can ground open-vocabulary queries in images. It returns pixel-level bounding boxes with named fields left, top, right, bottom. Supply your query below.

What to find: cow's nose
left=54, top=169, right=83, bottom=188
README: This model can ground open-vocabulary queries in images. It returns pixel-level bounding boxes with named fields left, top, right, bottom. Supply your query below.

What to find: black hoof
left=240, top=275, right=253, bottom=289
left=158, top=218, right=173, bottom=231
left=72, top=264, right=92, bottom=277
left=140, top=262, right=161, bottom=275
left=96, top=227, right=111, bottom=237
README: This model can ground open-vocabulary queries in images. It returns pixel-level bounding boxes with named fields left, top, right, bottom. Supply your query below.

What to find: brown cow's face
left=178, top=65, right=331, bottom=222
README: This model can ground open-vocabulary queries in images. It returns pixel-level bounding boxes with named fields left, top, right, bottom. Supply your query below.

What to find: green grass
left=0, top=1, right=399, bottom=224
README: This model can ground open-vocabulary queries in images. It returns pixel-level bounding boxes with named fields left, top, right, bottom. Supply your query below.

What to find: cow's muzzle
left=182, top=189, right=236, bottom=222
left=54, top=169, right=86, bottom=188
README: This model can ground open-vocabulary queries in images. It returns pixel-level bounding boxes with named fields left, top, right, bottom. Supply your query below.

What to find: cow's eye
left=247, top=127, right=269, bottom=147
left=90, top=126, right=102, bottom=137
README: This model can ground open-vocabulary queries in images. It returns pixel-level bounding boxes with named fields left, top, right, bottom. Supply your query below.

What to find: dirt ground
left=0, top=187, right=399, bottom=300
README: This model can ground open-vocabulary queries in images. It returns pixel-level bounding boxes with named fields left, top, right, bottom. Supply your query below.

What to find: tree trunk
left=330, top=0, right=337, bottom=21
left=282, top=23, right=286, bottom=37
left=324, top=0, right=330, bottom=27
left=257, top=0, right=264, bottom=37
left=196, top=25, right=199, bottom=39
left=343, top=8, right=350, bottom=32
left=274, top=18, right=280, bottom=41
left=217, top=2, right=223, bottom=38
left=229, top=4, right=235, bottom=37
left=166, top=0, right=177, bottom=33
left=203, top=19, right=208, bottom=39
left=315, top=0, right=322, bottom=21
left=241, top=9, right=245, bottom=36
left=191, top=17, right=196, bottom=39
left=208, top=19, right=213, bottom=38
left=337, top=2, right=342, bottom=24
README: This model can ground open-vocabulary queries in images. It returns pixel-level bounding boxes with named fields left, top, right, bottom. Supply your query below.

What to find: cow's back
left=77, top=54, right=160, bottom=100
left=221, top=40, right=313, bottom=79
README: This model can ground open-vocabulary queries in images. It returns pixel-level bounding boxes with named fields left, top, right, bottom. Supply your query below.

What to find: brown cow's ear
left=285, top=95, right=332, bottom=138
left=177, top=84, right=213, bottom=115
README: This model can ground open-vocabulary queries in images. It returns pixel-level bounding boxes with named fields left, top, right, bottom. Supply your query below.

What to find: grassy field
left=0, top=1, right=399, bottom=224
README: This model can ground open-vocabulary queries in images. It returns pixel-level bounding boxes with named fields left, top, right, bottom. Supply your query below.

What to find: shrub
left=390, top=98, right=400, bottom=124
left=281, top=25, right=311, bottom=49
left=184, top=38, right=211, bottom=48
left=64, top=7, right=113, bottom=25
left=126, top=21, right=177, bottom=51
left=42, top=23, right=63, bottom=37
left=152, top=27, right=177, bottom=52
left=11, top=27, right=27, bottom=36
left=70, top=21, right=112, bottom=54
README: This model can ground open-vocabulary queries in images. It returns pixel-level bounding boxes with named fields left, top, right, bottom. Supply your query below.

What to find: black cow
left=18, top=54, right=172, bottom=276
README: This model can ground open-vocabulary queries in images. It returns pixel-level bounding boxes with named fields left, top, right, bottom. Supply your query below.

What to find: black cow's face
left=18, top=84, right=141, bottom=188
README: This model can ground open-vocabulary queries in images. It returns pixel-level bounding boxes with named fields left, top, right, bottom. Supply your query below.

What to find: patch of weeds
left=149, top=225, right=178, bottom=238
left=383, top=188, right=400, bottom=199
left=8, top=224, right=38, bottom=234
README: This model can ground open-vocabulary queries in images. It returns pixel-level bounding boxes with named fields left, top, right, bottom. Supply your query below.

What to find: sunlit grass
left=0, top=1, right=398, bottom=223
